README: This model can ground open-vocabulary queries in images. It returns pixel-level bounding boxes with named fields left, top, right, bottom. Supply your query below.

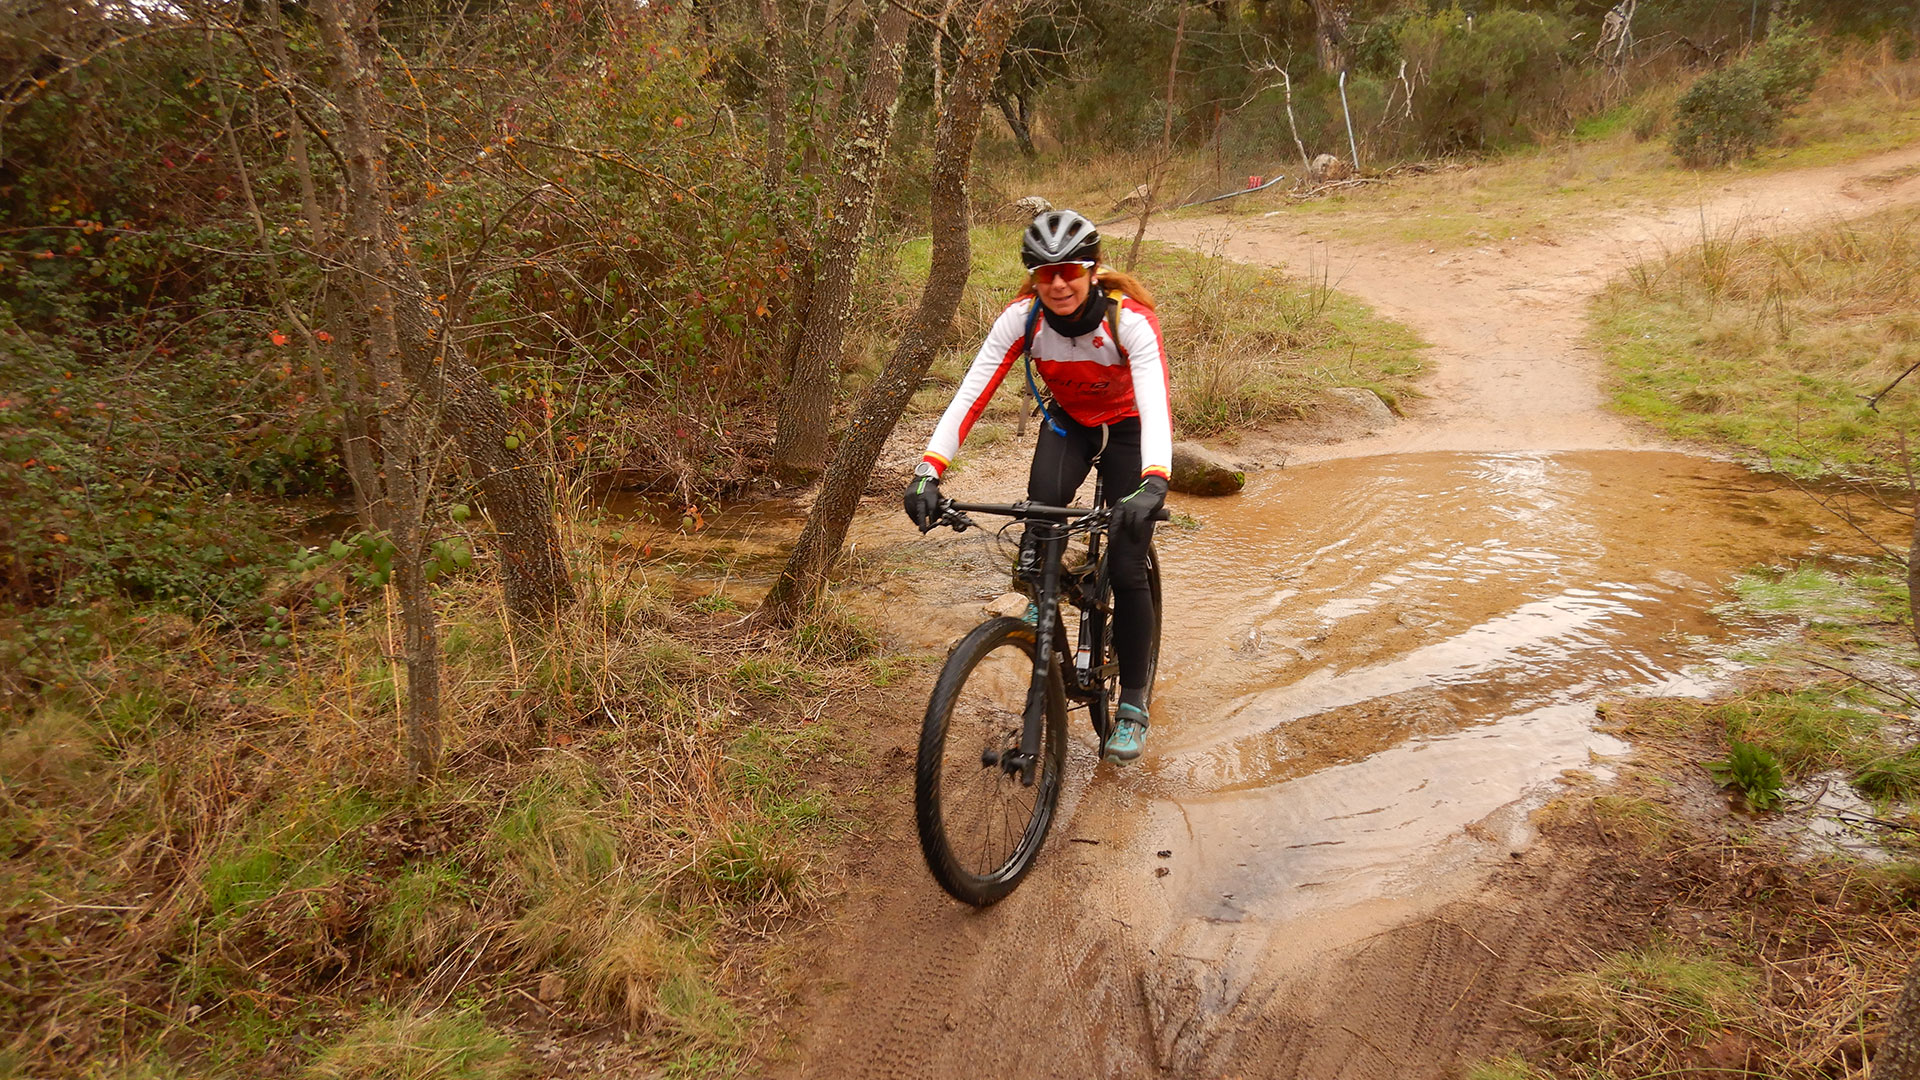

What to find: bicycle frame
left=941, top=477, right=1117, bottom=788
left=916, top=480, right=1164, bottom=905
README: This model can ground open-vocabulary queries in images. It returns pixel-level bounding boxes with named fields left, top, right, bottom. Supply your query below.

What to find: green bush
left=1671, top=64, right=1778, bottom=166
left=1751, top=17, right=1825, bottom=111
left=1671, top=18, right=1824, bottom=167
left=1393, top=7, right=1576, bottom=153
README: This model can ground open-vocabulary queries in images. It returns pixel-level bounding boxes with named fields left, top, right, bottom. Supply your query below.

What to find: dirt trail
left=777, top=146, right=1920, bottom=1080
left=1160, top=143, right=1920, bottom=461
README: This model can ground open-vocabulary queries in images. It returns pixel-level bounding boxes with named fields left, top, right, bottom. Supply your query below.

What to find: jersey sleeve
left=1117, top=299, right=1173, bottom=480
left=921, top=301, right=1031, bottom=475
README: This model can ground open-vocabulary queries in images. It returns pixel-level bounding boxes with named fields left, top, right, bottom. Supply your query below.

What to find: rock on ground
left=1309, top=154, right=1353, bottom=183
left=1011, top=195, right=1052, bottom=221
left=1170, top=441, right=1245, bottom=496
left=1326, top=387, right=1395, bottom=425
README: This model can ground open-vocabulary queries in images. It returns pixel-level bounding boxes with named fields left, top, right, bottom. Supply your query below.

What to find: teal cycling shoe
left=1020, top=600, right=1038, bottom=626
left=1104, top=703, right=1149, bottom=765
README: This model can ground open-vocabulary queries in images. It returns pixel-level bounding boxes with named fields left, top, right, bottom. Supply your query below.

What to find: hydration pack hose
left=1022, top=299, right=1068, bottom=438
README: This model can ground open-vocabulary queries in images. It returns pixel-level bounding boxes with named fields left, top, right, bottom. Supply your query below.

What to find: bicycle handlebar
left=935, top=498, right=1170, bottom=532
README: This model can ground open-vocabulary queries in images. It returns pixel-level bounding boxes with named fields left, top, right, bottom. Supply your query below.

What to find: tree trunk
left=316, top=0, right=572, bottom=627
left=314, top=0, right=443, bottom=781
left=1877, top=952, right=1920, bottom=1079
left=757, top=0, right=1018, bottom=625
left=770, top=4, right=912, bottom=485
left=1126, top=1, right=1185, bottom=272
left=389, top=291, right=574, bottom=624
left=1310, top=0, right=1348, bottom=75
left=1160, top=1, right=1187, bottom=153
left=264, top=0, right=328, bottom=250
left=993, top=88, right=1037, bottom=158
left=760, top=0, right=791, bottom=193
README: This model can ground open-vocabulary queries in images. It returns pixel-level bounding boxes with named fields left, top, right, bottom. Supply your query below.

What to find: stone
left=1308, top=153, right=1353, bottom=183
left=1327, top=387, right=1395, bottom=425
left=1011, top=195, right=1052, bottom=220
left=1169, top=441, right=1245, bottom=496
left=985, top=592, right=1030, bottom=618
left=1113, top=182, right=1152, bottom=213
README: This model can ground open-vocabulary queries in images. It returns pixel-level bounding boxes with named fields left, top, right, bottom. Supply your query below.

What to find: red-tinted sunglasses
left=1032, top=260, right=1096, bottom=285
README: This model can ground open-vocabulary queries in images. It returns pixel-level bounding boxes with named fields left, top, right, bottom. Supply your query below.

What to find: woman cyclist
left=903, top=209, right=1171, bottom=765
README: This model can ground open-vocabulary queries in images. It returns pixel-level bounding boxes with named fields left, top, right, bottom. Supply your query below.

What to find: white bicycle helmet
left=1021, top=209, right=1100, bottom=269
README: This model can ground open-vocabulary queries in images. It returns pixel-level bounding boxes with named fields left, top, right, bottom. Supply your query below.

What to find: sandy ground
left=1158, top=142, right=1920, bottom=464
left=770, top=142, right=1920, bottom=1080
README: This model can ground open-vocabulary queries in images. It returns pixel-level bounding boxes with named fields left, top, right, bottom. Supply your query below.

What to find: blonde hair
left=1016, top=265, right=1157, bottom=310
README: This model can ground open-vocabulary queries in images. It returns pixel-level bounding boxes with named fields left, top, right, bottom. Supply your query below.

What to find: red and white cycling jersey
left=920, top=289, right=1172, bottom=481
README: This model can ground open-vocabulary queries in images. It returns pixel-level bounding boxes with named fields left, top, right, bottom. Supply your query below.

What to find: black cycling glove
left=1113, top=475, right=1168, bottom=542
left=904, top=470, right=943, bottom=532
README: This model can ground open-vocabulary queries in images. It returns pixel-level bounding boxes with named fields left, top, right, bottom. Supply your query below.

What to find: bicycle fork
left=1008, top=529, right=1068, bottom=788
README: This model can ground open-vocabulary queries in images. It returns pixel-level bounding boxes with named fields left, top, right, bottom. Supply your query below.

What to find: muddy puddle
left=619, top=448, right=1886, bottom=928
left=1118, top=449, right=1883, bottom=925
left=776, top=448, right=1908, bottom=1080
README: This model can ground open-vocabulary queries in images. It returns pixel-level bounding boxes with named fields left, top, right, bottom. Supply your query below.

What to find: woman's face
left=1035, top=264, right=1093, bottom=316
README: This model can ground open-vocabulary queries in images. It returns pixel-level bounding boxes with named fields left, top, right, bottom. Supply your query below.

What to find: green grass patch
left=1594, top=207, right=1920, bottom=483
left=202, top=787, right=383, bottom=919
left=370, top=859, right=479, bottom=973
left=1531, top=942, right=1760, bottom=1068
left=302, top=1005, right=525, bottom=1080
left=695, top=821, right=806, bottom=906
left=1853, top=746, right=1920, bottom=802
left=1717, top=687, right=1883, bottom=779
left=730, top=655, right=812, bottom=698
left=1728, top=563, right=1899, bottom=625
left=1626, top=678, right=1920, bottom=814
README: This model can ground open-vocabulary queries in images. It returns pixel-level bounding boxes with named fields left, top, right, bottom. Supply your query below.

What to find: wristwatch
left=913, top=461, right=939, bottom=479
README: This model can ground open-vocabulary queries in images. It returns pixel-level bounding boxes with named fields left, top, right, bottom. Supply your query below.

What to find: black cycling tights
left=1027, top=415, right=1155, bottom=694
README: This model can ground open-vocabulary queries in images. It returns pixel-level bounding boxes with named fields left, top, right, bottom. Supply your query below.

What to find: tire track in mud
left=779, top=147, right=1920, bottom=1080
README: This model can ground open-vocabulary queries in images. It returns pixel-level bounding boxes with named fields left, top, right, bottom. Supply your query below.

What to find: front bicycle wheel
left=916, top=616, right=1069, bottom=907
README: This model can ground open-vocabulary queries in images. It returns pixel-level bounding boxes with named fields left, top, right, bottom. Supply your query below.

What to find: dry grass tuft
left=577, top=913, right=679, bottom=1026
left=300, top=1005, right=526, bottom=1080
left=1530, top=942, right=1762, bottom=1073
left=0, top=530, right=882, bottom=1076
left=1599, top=206, right=1920, bottom=479
left=0, top=707, right=99, bottom=799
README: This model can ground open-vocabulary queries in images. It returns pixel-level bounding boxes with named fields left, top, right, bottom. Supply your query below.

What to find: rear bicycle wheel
left=916, top=616, right=1069, bottom=907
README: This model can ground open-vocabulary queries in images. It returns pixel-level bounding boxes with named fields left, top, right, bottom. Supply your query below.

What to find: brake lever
left=924, top=498, right=973, bottom=534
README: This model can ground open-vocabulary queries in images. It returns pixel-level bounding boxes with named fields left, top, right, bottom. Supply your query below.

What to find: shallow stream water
left=1129, top=449, right=1879, bottom=920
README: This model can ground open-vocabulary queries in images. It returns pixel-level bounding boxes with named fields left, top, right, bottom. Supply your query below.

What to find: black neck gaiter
left=1041, top=286, right=1110, bottom=340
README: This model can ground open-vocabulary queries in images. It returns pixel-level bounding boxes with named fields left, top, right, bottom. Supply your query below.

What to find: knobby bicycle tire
left=916, top=615, right=1069, bottom=907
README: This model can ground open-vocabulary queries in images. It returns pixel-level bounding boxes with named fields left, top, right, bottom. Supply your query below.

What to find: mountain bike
left=914, top=477, right=1164, bottom=907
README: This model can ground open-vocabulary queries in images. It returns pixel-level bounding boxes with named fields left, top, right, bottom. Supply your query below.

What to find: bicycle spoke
left=934, top=637, right=1046, bottom=881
